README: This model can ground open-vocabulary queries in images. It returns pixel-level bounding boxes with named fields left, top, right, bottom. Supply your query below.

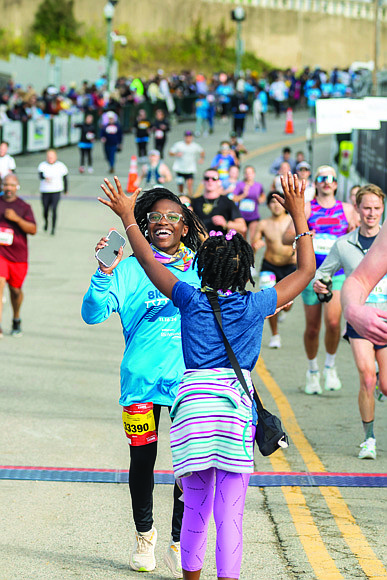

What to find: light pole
left=231, top=7, right=246, bottom=78
left=103, top=1, right=118, bottom=92
left=373, top=0, right=382, bottom=95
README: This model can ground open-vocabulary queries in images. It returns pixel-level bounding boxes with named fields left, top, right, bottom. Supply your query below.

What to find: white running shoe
left=130, top=527, right=157, bottom=572
left=164, top=537, right=183, bottom=578
left=358, top=437, right=376, bottom=460
left=305, top=370, right=322, bottom=395
left=323, top=366, right=342, bottom=391
left=269, top=334, right=281, bottom=349
left=375, top=384, right=387, bottom=402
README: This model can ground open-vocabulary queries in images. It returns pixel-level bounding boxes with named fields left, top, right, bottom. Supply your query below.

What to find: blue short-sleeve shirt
left=172, top=281, right=277, bottom=370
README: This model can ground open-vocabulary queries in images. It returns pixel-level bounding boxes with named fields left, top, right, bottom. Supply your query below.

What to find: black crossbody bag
left=207, top=292, right=289, bottom=457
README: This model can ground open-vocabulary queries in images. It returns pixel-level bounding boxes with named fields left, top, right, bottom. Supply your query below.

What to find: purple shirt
left=233, top=181, right=264, bottom=221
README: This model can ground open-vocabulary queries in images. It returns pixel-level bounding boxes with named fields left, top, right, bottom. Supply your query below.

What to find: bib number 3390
left=122, top=402, right=158, bottom=446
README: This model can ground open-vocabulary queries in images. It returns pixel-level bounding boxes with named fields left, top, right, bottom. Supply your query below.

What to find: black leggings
left=80, top=148, right=93, bottom=167
left=41, top=192, right=61, bottom=232
left=129, top=404, right=183, bottom=542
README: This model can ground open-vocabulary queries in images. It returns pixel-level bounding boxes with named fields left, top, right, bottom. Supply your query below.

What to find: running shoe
left=358, top=437, right=376, bottom=460
left=323, top=366, right=342, bottom=391
left=10, top=319, right=22, bottom=337
left=79, top=166, right=85, bottom=173
left=164, top=537, right=183, bottom=578
left=305, top=370, right=322, bottom=395
left=0, top=326, right=3, bottom=339
left=375, top=383, right=387, bottom=403
left=269, top=334, right=281, bottom=349
left=130, top=527, right=157, bottom=572
left=87, top=167, right=94, bottom=174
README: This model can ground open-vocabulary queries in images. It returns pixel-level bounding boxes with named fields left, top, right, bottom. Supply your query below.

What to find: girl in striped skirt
left=99, top=172, right=315, bottom=580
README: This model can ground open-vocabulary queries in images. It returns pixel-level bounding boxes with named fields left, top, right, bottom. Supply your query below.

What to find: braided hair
left=134, top=188, right=206, bottom=251
left=194, top=232, right=255, bottom=292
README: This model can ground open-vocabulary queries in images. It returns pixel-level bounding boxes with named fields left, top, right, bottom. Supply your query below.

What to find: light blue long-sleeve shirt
left=81, top=257, right=200, bottom=407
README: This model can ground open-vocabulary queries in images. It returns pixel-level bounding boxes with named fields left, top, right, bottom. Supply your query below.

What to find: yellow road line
left=270, top=449, right=344, bottom=579
left=243, top=133, right=328, bottom=163
left=255, top=357, right=387, bottom=579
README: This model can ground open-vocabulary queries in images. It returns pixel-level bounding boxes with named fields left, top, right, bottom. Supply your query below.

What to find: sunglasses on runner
left=147, top=212, right=184, bottom=224
left=316, top=175, right=337, bottom=184
left=204, top=175, right=219, bottom=181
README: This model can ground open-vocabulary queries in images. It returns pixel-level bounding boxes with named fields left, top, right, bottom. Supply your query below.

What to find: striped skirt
left=170, top=368, right=254, bottom=479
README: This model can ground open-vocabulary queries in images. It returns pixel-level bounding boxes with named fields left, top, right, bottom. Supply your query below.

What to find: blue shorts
left=344, top=322, right=387, bottom=350
left=302, top=274, right=345, bottom=306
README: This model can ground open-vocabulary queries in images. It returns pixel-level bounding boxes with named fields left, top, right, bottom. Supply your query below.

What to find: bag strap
left=206, top=292, right=265, bottom=413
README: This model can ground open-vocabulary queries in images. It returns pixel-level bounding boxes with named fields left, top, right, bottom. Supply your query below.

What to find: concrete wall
left=1, top=0, right=387, bottom=70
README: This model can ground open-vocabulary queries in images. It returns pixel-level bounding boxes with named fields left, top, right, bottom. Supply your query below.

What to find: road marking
left=255, top=357, right=387, bottom=579
left=243, top=133, right=328, bottom=162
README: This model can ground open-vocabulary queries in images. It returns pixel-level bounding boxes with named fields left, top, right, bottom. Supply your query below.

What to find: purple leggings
left=181, top=468, right=250, bottom=578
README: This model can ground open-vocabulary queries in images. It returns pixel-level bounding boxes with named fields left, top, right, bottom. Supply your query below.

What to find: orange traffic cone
left=284, top=108, right=294, bottom=134
left=127, top=155, right=138, bottom=193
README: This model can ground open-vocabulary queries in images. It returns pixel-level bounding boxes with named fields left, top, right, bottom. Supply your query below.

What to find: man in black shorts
left=253, top=191, right=296, bottom=348
left=191, top=168, right=246, bottom=236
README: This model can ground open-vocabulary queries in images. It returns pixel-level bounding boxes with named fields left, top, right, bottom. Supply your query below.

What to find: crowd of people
left=0, top=65, right=363, bottom=126
left=1, top=86, right=386, bottom=580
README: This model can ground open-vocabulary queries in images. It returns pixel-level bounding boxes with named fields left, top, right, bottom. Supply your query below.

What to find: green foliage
left=0, top=15, right=272, bottom=77
left=31, top=0, right=80, bottom=44
left=115, top=20, right=271, bottom=76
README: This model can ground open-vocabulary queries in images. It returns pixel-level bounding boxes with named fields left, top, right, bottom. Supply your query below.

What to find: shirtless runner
left=252, top=191, right=296, bottom=348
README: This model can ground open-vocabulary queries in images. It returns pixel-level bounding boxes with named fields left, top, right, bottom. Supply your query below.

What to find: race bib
left=122, top=402, right=158, bottom=446
left=367, top=274, right=387, bottom=304
left=259, top=270, right=276, bottom=289
left=239, top=199, right=255, bottom=213
left=313, top=233, right=336, bottom=256
left=155, top=130, right=164, bottom=139
left=106, top=125, right=117, bottom=134
left=0, top=227, right=14, bottom=246
left=239, top=104, right=248, bottom=112
left=86, top=131, right=95, bottom=140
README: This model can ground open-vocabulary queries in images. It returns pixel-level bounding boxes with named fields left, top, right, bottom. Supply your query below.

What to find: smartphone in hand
left=96, top=229, right=126, bottom=268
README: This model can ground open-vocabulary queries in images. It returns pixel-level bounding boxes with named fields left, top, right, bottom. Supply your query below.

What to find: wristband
left=293, top=231, right=312, bottom=250
left=125, top=223, right=139, bottom=233
left=97, top=267, right=113, bottom=277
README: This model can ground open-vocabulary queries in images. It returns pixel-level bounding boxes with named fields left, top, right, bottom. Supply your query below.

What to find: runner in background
left=313, top=184, right=387, bottom=458
left=283, top=165, right=356, bottom=394
left=253, top=191, right=296, bottom=348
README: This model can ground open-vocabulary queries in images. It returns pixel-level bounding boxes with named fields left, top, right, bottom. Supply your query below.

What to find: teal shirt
left=81, top=256, right=200, bottom=407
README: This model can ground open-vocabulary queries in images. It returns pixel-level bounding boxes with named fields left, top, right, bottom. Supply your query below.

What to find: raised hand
left=275, top=172, right=305, bottom=217
left=98, top=176, right=141, bottom=222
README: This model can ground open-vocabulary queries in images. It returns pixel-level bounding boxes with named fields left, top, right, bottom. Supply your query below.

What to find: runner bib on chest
left=367, top=275, right=387, bottom=304
left=239, top=198, right=255, bottom=213
left=313, top=233, right=336, bottom=256
left=0, top=227, right=14, bottom=246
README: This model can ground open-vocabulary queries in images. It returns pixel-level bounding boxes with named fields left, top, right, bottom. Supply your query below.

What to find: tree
left=31, top=0, right=80, bottom=44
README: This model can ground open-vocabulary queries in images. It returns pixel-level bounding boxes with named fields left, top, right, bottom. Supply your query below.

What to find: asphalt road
left=1, top=109, right=386, bottom=579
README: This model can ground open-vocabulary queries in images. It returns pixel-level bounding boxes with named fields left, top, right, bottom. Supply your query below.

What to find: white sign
left=27, top=117, right=51, bottom=152
left=52, top=113, right=69, bottom=148
left=2, top=121, right=23, bottom=155
left=316, top=99, right=381, bottom=135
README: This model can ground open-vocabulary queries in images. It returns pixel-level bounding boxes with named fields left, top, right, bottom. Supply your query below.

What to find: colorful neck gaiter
left=201, top=286, right=233, bottom=297
left=150, top=242, right=195, bottom=272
